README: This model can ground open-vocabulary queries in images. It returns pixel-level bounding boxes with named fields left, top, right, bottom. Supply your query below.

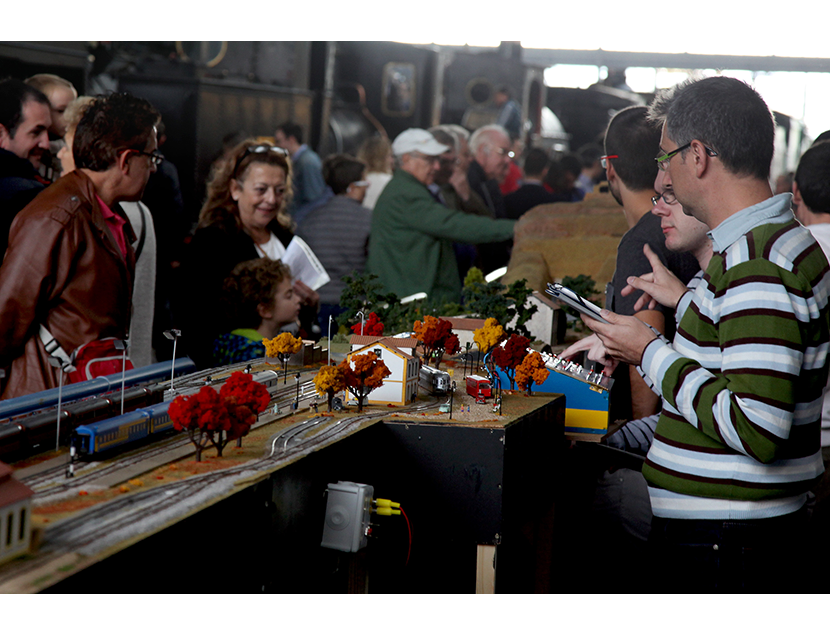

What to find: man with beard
left=601, top=106, right=698, bottom=422
left=0, top=78, right=52, bottom=258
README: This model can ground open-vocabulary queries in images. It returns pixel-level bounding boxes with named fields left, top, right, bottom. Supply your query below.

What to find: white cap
left=391, top=128, right=449, bottom=157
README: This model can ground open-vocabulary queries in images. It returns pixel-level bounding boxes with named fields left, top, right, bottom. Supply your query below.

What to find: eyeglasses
left=651, top=190, right=678, bottom=206
left=600, top=155, right=617, bottom=169
left=655, top=143, right=718, bottom=171
left=411, top=152, right=440, bottom=163
left=489, top=146, right=515, bottom=159
left=233, top=145, right=289, bottom=176
left=131, top=150, right=163, bottom=167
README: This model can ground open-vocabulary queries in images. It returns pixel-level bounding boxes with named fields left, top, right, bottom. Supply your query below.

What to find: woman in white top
left=357, top=135, right=393, bottom=211
left=177, top=138, right=318, bottom=368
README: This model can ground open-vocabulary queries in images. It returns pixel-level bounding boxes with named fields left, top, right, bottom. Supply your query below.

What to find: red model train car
left=466, top=375, right=492, bottom=402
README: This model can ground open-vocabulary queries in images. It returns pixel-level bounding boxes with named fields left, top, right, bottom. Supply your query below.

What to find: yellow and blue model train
left=70, top=369, right=280, bottom=459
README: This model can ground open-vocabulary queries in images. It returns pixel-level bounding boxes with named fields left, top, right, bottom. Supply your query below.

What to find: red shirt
left=95, top=195, right=128, bottom=260
left=499, top=161, right=523, bottom=196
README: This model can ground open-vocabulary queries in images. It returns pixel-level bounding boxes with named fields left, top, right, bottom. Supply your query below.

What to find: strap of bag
left=38, top=325, right=77, bottom=374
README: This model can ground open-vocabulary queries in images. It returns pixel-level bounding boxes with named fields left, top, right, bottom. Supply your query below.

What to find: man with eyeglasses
left=581, top=76, right=829, bottom=592
left=601, top=106, right=698, bottom=424
left=367, top=128, right=516, bottom=302
left=0, top=92, right=160, bottom=398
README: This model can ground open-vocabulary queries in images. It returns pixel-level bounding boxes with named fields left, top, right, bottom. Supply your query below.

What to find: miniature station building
left=0, top=462, right=33, bottom=565
left=346, top=336, right=420, bottom=406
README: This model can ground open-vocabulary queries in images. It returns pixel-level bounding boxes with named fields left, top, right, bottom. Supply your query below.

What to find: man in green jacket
left=367, top=128, right=516, bottom=302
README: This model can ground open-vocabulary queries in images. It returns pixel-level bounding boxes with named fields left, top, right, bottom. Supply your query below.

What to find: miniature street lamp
left=464, top=342, right=472, bottom=377
left=294, top=372, right=301, bottom=410
left=356, top=310, right=365, bottom=336
left=113, top=338, right=128, bottom=414
left=47, top=355, right=71, bottom=452
left=163, top=329, right=182, bottom=392
left=449, top=380, right=456, bottom=420
left=328, top=314, right=333, bottom=366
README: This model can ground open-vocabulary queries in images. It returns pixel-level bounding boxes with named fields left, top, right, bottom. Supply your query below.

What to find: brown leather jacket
left=0, top=170, right=135, bottom=398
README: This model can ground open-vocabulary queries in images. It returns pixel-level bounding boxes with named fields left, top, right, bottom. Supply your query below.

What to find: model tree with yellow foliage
left=515, top=351, right=550, bottom=396
left=314, top=364, right=348, bottom=412
left=343, top=351, right=391, bottom=412
left=264, top=332, right=303, bottom=383
left=473, top=317, right=504, bottom=375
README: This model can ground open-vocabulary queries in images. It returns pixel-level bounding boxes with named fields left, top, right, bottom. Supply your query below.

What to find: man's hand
left=621, top=243, right=688, bottom=312
left=583, top=310, right=659, bottom=367
left=293, top=280, right=320, bottom=310
left=560, top=333, right=619, bottom=375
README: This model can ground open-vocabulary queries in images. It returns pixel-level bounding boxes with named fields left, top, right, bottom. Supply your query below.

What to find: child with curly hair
left=213, top=258, right=301, bottom=365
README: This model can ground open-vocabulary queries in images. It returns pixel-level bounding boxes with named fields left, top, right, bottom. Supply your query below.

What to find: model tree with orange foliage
left=264, top=332, right=304, bottom=383
left=491, top=333, right=530, bottom=390
left=473, top=317, right=504, bottom=374
left=342, top=351, right=391, bottom=412
left=413, top=315, right=461, bottom=369
left=515, top=351, right=550, bottom=396
left=314, top=364, right=348, bottom=412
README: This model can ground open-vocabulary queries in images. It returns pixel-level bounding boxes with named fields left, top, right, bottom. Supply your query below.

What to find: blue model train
left=0, top=358, right=196, bottom=419
left=0, top=359, right=196, bottom=460
left=71, top=370, right=281, bottom=459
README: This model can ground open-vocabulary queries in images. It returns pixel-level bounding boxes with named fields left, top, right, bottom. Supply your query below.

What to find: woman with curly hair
left=177, top=138, right=318, bottom=368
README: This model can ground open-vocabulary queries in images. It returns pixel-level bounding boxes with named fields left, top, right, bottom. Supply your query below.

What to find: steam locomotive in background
left=0, top=41, right=568, bottom=226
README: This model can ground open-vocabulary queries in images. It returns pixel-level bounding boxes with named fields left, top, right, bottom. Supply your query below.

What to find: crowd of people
left=3, top=67, right=830, bottom=593
left=0, top=72, right=594, bottom=385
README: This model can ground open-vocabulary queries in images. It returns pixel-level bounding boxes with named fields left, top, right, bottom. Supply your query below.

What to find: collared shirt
left=707, top=193, right=793, bottom=253
left=95, top=195, right=128, bottom=260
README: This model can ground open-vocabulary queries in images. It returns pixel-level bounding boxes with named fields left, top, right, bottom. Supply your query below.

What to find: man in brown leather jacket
left=0, top=93, right=160, bottom=398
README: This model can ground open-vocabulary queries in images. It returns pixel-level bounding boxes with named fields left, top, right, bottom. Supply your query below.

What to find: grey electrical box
left=321, top=481, right=374, bottom=553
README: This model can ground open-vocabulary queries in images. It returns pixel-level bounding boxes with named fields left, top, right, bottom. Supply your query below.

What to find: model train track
left=20, top=378, right=318, bottom=493
left=0, top=398, right=441, bottom=588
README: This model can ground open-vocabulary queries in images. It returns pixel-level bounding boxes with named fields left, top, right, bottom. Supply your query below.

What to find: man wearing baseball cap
left=367, top=128, right=516, bottom=302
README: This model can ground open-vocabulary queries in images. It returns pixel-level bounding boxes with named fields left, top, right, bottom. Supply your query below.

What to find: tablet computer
left=545, top=282, right=609, bottom=324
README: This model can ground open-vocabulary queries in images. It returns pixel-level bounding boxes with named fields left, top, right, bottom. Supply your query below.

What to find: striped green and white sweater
left=640, top=194, right=830, bottom=519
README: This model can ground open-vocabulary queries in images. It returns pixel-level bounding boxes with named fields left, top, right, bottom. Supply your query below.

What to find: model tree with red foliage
left=515, top=351, right=550, bottom=396
left=341, top=351, right=391, bottom=412
left=169, top=371, right=270, bottom=461
left=491, top=333, right=530, bottom=390
left=217, top=371, right=271, bottom=453
left=350, top=311, right=384, bottom=336
left=413, top=315, right=460, bottom=369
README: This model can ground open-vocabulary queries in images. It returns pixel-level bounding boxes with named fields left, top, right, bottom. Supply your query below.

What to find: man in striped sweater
left=585, top=76, right=830, bottom=592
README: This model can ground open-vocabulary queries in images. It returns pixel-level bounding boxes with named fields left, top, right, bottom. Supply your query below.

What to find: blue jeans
left=648, top=507, right=810, bottom=593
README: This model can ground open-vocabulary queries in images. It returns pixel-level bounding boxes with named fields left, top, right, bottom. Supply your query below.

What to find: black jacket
left=176, top=217, right=295, bottom=369
left=0, top=149, right=46, bottom=258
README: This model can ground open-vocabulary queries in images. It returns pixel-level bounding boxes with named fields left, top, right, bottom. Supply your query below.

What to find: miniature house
left=349, top=335, right=418, bottom=356
left=345, top=340, right=420, bottom=406
left=505, top=291, right=567, bottom=346
left=441, top=317, right=486, bottom=352
left=0, top=462, right=34, bottom=565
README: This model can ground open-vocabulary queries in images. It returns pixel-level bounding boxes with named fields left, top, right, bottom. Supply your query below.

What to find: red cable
left=399, top=506, right=412, bottom=566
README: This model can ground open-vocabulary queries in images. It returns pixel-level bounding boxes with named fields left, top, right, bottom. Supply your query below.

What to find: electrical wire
left=399, top=505, right=412, bottom=566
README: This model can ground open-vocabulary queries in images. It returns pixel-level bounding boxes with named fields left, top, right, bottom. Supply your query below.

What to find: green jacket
left=367, top=169, right=515, bottom=302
